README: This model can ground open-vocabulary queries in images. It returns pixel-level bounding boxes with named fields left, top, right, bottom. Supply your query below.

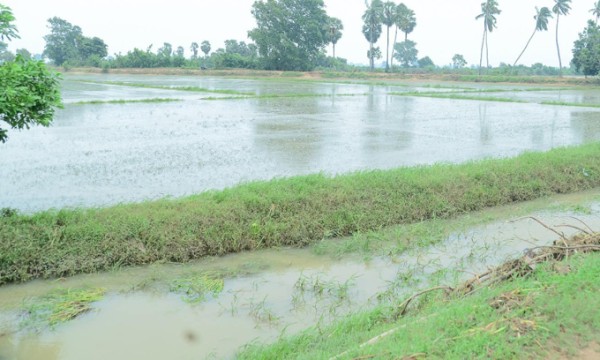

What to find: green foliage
left=571, top=20, right=600, bottom=77
left=43, top=17, right=107, bottom=66
left=452, top=54, right=467, bottom=68
left=249, top=0, right=334, bottom=71
left=170, top=275, right=225, bottom=303
left=418, top=56, right=434, bottom=68
left=238, top=253, right=600, bottom=359
left=394, top=40, right=418, bottom=67
left=0, top=4, right=18, bottom=42
left=0, top=55, right=62, bottom=143
left=2, top=143, right=600, bottom=284
left=22, top=288, right=105, bottom=330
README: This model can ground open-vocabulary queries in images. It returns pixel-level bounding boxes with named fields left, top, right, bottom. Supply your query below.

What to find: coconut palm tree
left=552, top=0, right=572, bottom=76
left=382, top=1, right=396, bottom=71
left=591, top=1, right=600, bottom=23
left=363, top=0, right=383, bottom=70
left=391, top=3, right=416, bottom=68
left=476, top=0, right=501, bottom=75
left=513, top=7, right=552, bottom=66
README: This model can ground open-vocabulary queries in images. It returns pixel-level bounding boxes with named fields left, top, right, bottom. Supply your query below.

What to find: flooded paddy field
left=0, top=190, right=599, bottom=359
left=1, top=75, right=600, bottom=212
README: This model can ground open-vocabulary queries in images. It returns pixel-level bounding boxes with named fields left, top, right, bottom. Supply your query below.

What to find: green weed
left=170, top=274, right=225, bottom=303
left=2, top=143, right=600, bottom=284
left=21, top=288, right=105, bottom=330
left=238, top=253, right=600, bottom=359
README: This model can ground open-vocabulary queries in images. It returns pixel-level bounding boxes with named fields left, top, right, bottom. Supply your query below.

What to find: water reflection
left=571, top=111, right=600, bottom=143
left=3, top=76, right=600, bottom=212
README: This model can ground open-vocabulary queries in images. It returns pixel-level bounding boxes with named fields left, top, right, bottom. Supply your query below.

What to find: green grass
left=541, top=100, right=600, bottom=109
left=237, top=252, right=600, bottom=359
left=200, top=92, right=368, bottom=101
left=71, top=98, right=183, bottom=105
left=392, top=92, right=527, bottom=104
left=2, top=143, right=600, bottom=285
left=170, top=274, right=225, bottom=303
left=21, top=288, right=105, bottom=330
left=83, top=80, right=255, bottom=96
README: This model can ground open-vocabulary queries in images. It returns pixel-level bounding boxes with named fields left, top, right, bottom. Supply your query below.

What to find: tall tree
left=452, top=54, right=467, bottom=68
left=324, top=17, right=343, bottom=59
left=43, top=17, right=82, bottom=66
left=200, top=41, right=211, bottom=58
left=552, top=0, right=572, bottom=76
left=513, top=7, right=552, bottom=66
left=363, top=0, right=383, bottom=70
left=391, top=3, right=416, bottom=68
left=249, top=0, right=332, bottom=71
left=571, top=20, right=600, bottom=77
left=382, top=1, right=396, bottom=71
left=476, top=0, right=501, bottom=75
left=43, top=17, right=107, bottom=66
left=591, top=1, right=600, bottom=23
left=1, top=4, right=62, bottom=143
left=393, top=40, right=417, bottom=68
left=190, top=42, right=199, bottom=59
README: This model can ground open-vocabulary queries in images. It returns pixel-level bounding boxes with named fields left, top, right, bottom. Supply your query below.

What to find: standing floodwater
left=2, top=75, right=600, bottom=212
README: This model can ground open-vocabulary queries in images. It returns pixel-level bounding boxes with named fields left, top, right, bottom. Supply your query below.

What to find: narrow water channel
left=1, top=191, right=598, bottom=359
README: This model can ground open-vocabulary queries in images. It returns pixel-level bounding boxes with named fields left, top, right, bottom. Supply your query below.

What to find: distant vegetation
left=3, top=0, right=599, bottom=76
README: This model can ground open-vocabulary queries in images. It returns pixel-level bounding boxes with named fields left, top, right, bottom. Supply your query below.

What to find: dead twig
left=567, top=216, right=595, bottom=234
left=511, top=216, right=569, bottom=245
left=554, top=224, right=591, bottom=235
left=397, top=286, right=453, bottom=317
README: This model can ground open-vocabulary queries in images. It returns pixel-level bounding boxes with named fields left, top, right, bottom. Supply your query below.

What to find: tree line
left=2, top=0, right=600, bottom=75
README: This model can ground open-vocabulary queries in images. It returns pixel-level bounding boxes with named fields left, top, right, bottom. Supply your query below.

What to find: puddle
left=0, top=191, right=598, bottom=359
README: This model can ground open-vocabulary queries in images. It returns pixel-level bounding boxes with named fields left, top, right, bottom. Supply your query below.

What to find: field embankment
left=59, top=66, right=600, bottom=86
left=238, top=233, right=600, bottom=359
left=1, top=143, right=600, bottom=285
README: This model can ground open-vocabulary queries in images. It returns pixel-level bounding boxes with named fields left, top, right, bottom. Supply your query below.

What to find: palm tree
left=391, top=3, right=416, bottom=68
left=363, top=0, right=383, bottom=70
left=382, top=1, right=396, bottom=71
left=591, top=1, right=600, bottom=23
left=190, top=42, right=199, bottom=60
left=552, top=0, right=572, bottom=76
left=513, top=7, right=552, bottom=66
left=325, top=18, right=343, bottom=59
left=476, top=0, right=501, bottom=76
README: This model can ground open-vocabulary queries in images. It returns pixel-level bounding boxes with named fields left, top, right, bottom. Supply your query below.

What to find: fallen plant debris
left=330, top=225, right=599, bottom=359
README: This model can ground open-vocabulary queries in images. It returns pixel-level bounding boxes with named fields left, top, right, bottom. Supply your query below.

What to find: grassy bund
left=239, top=244, right=600, bottom=359
left=2, top=144, right=600, bottom=285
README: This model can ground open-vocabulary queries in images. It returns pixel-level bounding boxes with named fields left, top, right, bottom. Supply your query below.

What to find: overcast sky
left=3, top=0, right=597, bottom=67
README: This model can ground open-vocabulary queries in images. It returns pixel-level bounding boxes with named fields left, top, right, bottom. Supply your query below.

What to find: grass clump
left=21, top=288, right=105, bottom=330
left=541, top=100, right=600, bottom=109
left=238, top=235, right=600, bottom=359
left=393, top=91, right=526, bottom=104
left=1, top=144, right=600, bottom=285
left=170, top=274, right=225, bottom=303
left=88, top=81, right=255, bottom=96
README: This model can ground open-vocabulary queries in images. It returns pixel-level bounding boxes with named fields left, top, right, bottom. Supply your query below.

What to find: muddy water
left=0, top=191, right=599, bottom=359
left=2, top=75, right=600, bottom=212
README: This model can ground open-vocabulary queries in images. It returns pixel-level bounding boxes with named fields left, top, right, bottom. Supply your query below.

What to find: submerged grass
left=238, top=248, right=600, bottom=359
left=71, top=98, right=183, bottom=105
left=83, top=80, right=255, bottom=96
left=2, top=144, right=600, bottom=285
left=170, top=274, right=225, bottom=303
left=541, top=100, right=600, bottom=109
left=392, top=91, right=527, bottom=103
left=21, top=288, right=105, bottom=330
